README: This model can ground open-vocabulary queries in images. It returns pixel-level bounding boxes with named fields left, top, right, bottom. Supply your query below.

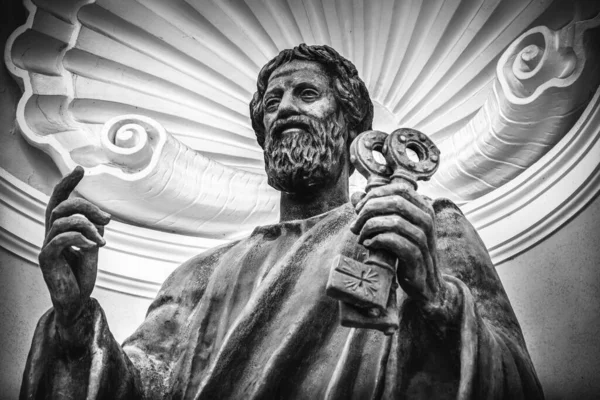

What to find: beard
left=264, top=112, right=347, bottom=195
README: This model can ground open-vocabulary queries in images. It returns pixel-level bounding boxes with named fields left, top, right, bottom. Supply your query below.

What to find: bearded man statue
left=21, top=44, right=544, bottom=400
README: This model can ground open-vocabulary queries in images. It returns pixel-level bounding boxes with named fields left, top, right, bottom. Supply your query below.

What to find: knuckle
left=423, top=215, right=433, bottom=232
left=52, top=217, right=76, bottom=234
left=68, top=214, right=93, bottom=229
left=361, top=200, right=377, bottom=216
left=399, top=187, right=413, bottom=197
left=370, top=186, right=384, bottom=198
left=38, top=248, right=48, bottom=263
left=53, top=217, right=68, bottom=230
left=358, top=191, right=373, bottom=205
left=70, top=213, right=89, bottom=224
left=382, top=232, right=396, bottom=242
left=49, top=207, right=59, bottom=221
left=425, top=203, right=435, bottom=216
left=361, top=192, right=374, bottom=205
left=54, top=198, right=95, bottom=216
left=392, top=195, right=405, bottom=211
left=415, top=230, right=427, bottom=246
left=392, top=183, right=411, bottom=195
left=408, top=244, right=420, bottom=260
left=362, top=217, right=375, bottom=231
left=390, top=213, right=404, bottom=226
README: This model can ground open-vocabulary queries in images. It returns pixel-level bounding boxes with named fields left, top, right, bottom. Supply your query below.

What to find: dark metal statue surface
left=21, top=44, right=544, bottom=400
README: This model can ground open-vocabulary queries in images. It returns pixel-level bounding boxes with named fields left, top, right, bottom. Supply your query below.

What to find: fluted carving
left=5, top=0, right=599, bottom=235
left=74, top=115, right=278, bottom=237
left=424, top=13, right=600, bottom=201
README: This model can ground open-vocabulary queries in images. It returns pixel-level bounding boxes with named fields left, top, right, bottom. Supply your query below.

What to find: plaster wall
left=0, top=248, right=152, bottom=398
left=0, top=6, right=157, bottom=398
left=1, top=2, right=600, bottom=400
left=1, top=192, right=599, bottom=400
left=498, top=195, right=600, bottom=399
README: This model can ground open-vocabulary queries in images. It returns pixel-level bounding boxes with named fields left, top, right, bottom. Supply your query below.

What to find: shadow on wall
left=1, top=0, right=62, bottom=195
left=1, top=0, right=599, bottom=399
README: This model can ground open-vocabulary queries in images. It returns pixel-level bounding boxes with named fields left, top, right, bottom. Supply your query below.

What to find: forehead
left=266, top=60, right=332, bottom=90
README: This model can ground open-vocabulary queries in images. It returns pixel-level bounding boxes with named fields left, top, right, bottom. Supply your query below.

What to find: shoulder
left=429, top=197, right=489, bottom=264
left=431, top=197, right=464, bottom=216
left=430, top=197, right=480, bottom=243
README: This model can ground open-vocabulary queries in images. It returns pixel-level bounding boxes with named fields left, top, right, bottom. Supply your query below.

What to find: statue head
left=250, top=44, right=373, bottom=194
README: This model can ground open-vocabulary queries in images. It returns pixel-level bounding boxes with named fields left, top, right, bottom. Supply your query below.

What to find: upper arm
left=120, top=241, right=238, bottom=397
left=433, top=198, right=526, bottom=347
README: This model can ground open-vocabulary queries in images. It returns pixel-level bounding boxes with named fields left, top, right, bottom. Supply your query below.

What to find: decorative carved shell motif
left=6, top=0, right=600, bottom=238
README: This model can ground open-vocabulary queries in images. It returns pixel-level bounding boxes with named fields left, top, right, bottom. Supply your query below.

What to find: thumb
left=350, top=191, right=366, bottom=208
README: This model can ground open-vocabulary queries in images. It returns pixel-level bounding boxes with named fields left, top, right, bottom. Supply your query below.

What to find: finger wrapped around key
left=350, top=183, right=441, bottom=303
left=351, top=183, right=435, bottom=240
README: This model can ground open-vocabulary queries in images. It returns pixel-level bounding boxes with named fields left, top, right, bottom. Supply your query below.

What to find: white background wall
left=2, top=183, right=599, bottom=400
left=498, top=196, right=600, bottom=398
left=1, top=2, right=599, bottom=399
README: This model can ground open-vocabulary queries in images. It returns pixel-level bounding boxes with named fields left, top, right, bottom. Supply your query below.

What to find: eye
left=264, top=97, right=280, bottom=112
left=300, top=88, right=319, bottom=102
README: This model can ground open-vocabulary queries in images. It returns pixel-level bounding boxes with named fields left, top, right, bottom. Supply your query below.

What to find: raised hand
left=38, top=166, right=110, bottom=330
left=350, top=183, right=444, bottom=307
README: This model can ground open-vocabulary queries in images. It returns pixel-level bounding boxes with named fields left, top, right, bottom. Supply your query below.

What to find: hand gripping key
left=326, top=128, right=440, bottom=334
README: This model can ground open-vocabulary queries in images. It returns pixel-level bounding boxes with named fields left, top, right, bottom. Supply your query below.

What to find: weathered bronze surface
left=21, top=44, right=544, bottom=400
left=327, top=128, right=440, bottom=334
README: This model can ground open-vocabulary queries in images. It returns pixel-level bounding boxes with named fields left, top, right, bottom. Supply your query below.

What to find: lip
left=273, top=119, right=311, bottom=137
left=282, top=127, right=306, bottom=135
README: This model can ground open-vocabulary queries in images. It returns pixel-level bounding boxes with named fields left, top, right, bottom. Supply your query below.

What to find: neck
left=279, top=167, right=350, bottom=222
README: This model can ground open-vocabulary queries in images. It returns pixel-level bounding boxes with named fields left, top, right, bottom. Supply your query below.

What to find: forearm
left=417, top=275, right=464, bottom=340
left=21, top=298, right=143, bottom=400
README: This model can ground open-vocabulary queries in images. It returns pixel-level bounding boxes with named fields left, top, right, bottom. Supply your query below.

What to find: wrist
left=54, top=298, right=96, bottom=356
left=419, top=278, right=462, bottom=338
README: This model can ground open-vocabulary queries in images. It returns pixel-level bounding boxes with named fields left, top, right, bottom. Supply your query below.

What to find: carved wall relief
left=426, top=14, right=600, bottom=201
left=4, top=0, right=600, bottom=296
left=71, top=114, right=277, bottom=237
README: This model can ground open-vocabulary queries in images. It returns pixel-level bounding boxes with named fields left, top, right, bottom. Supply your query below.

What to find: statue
left=20, top=44, right=544, bottom=399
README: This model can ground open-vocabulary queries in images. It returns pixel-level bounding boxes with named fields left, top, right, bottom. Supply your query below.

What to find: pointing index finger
left=46, top=166, right=85, bottom=229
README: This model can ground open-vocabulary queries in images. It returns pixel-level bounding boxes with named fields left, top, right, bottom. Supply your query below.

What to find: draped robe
left=20, top=199, right=544, bottom=399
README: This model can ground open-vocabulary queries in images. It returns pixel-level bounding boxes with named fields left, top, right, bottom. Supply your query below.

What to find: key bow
left=326, top=128, right=440, bottom=334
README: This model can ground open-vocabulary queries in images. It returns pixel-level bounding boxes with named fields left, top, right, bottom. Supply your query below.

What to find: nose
left=276, top=91, right=300, bottom=120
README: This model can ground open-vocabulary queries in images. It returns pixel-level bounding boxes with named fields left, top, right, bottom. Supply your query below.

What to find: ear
left=344, top=132, right=356, bottom=176
left=346, top=127, right=357, bottom=149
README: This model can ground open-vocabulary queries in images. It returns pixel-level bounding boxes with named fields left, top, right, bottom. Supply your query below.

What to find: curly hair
left=250, top=44, right=374, bottom=148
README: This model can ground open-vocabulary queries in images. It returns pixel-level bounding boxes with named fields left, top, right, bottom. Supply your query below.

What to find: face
left=263, top=60, right=339, bottom=134
left=262, top=60, right=348, bottom=194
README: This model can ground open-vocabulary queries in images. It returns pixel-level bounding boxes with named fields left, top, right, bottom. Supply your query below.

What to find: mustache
left=270, top=115, right=315, bottom=138
left=264, top=111, right=346, bottom=193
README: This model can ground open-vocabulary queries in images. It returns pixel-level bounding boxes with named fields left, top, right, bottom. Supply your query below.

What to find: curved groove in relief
left=68, top=99, right=261, bottom=153
left=396, top=0, right=542, bottom=129
left=77, top=115, right=278, bottom=238
left=7, top=0, right=592, bottom=235
left=425, top=14, right=600, bottom=201
left=77, top=3, right=253, bottom=104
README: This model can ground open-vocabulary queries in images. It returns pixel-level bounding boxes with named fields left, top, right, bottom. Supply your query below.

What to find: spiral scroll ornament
left=4, top=0, right=600, bottom=275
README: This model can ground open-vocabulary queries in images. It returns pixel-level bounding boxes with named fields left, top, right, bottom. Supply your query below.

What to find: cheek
left=263, top=114, right=274, bottom=132
left=312, top=95, right=338, bottom=118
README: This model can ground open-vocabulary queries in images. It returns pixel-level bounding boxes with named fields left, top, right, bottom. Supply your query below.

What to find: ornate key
left=326, top=128, right=440, bottom=334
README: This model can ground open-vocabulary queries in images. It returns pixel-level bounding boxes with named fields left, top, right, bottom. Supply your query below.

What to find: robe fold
left=20, top=199, right=544, bottom=399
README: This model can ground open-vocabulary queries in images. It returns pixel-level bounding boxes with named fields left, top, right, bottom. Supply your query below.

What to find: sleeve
left=19, top=242, right=236, bottom=400
left=431, top=198, right=545, bottom=400
left=19, top=298, right=143, bottom=400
